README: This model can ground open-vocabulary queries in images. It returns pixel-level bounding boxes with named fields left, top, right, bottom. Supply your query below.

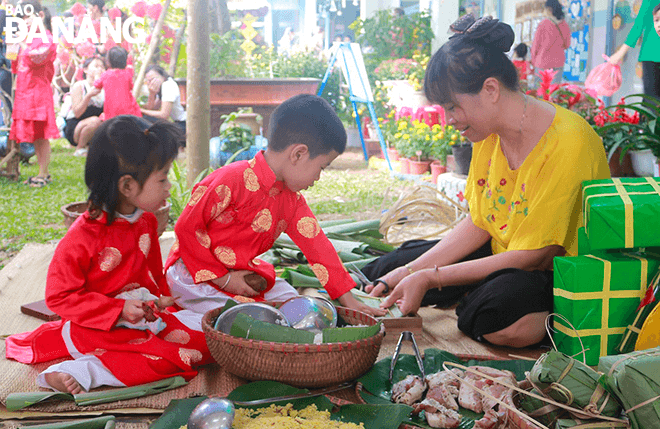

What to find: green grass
left=0, top=138, right=88, bottom=268
left=0, top=145, right=406, bottom=269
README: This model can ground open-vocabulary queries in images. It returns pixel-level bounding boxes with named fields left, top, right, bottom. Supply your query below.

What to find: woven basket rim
left=202, top=305, right=385, bottom=352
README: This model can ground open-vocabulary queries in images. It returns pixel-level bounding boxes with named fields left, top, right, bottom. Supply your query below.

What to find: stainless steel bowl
left=278, top=296, right=338, bottom=333
left=188, top=398, right=235, bottom=429
left=213, top=303, right=290, bottom=334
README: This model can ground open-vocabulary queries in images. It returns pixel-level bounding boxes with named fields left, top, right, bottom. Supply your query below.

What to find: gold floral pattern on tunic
left=99, top=247, right=122, bottom=272
left=214, top=246, right=236, bottom=267
left=251, top=209, right=273, bottom=233
left=179, top=348, right=203, bottom=366
left=139, top=234, right=150, bottom=257
left=188, top=185, right=207, bottom=206
left=90, top=348, right=107, bottom=356
left=194, top=269, right=216, bottom=283
left=244, top=168, right=260, bottom=192
left=215, top=184, right=231, bottom=211
left=118, top=282, right=140, bottom=294
left=142, top=354, right=161, bottom=361
left=196, top=229, right=211, bottom=248
left=168, top=238, right=179, bottom=259
left=311, top=263, right=329, bottom=286
left=251, top=258, right=261, bottom=266
left=234, top=296, right=256, bottom=303
left=269, top=187, right=281, bottom=197
left=164, top=329, right=191, bottom=344
left=148, top=270, right=157, bottom=286
left=214, top=212, right=234, bottom=224
left=128, top=337, right=150, bottom=345
left=297, top=217, right=320, bottom=238
left=274, top=220, right=288, bottom=239
left=248, top=158, right=256, bottom=168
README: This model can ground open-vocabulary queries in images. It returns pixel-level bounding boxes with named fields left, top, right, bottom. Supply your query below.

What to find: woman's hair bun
left=449, top=15, right=515, bottom=52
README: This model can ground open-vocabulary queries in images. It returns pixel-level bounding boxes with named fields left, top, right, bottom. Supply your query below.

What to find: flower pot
left=409, top=159, right=431, bottom=175
left=451, top=144, right=472, bottom=176
left=446, top=154, right=457, bottom=173
left=630, top=149, right=657, bottom=177
left=430, top=161, right=447, bottom=184
left=399, top=157, right=410, bottom=174
left=608, top=147, right=635, bottom=177
left=364, top=138, right=382, bottom=158
left=61, top=201, right=171, bottom=237
left=387, top=147, right=400, bottom=161
left=231, top=113, right=261, bottom=136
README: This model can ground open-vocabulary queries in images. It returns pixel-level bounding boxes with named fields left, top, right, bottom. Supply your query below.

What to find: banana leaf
left=6, top=377, right=187, bottom=411
left=322, top=323, right=382, bottom=343
left=256, top=249, right=281, bottom=265
left=319, top=219, right=355, bottom=228
left=343, top=257, right=379, bottom=270
left=273, top=247, right=306, bottom=262
left=149, top=381, right=412, bottom=429
left=230, top=313, right=315, bottom=343
left=357, top=348, right=536, bottom=429
left=322, top=219, right=381, bottom=235
left=17, top=416, right=116, bottom=429
left=281, top=269, right=324, bottom=287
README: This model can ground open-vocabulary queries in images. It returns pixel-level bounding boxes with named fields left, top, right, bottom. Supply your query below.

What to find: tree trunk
left=187, top=0, right=211, bottom=187
left=132, top=0, right=171, bottom=99
left=209, top=0, right=231, bottom=35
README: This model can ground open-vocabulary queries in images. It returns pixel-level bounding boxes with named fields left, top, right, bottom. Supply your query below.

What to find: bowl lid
left=214, top=302, right=290, bottom=334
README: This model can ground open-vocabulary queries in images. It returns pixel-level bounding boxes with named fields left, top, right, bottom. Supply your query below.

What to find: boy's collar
left=253, top=150, right=285, bottom=191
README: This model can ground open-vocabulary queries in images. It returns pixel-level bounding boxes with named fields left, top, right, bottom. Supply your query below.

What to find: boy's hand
left=121, top=299, right=145, bottom=324
left=211, top=270, right=260, bottom=297
left=337, top=291, right=387, bottom=317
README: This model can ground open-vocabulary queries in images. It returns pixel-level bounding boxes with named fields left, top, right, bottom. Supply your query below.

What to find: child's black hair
left=654, top=3, right=660, bottom=15
left=85, top=115, right=181, bottom=224
left=514, top=42, right=528, bottom=59
left=107, top=46, right=127, bottom=69
left=424, top=16, right=518, bottom=105
left=267, top=94, right=346, bottom=158
left=16, top=0, right=52, bottom=32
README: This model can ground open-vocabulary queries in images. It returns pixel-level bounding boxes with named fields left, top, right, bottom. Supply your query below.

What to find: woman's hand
left=365, top=265, right=409, bottom=297
left=88, top=86, right=101, bottom=97
left=211, top=270, right=260, bottom=297
left=380, top=269, right=438, bottom=316
left=608, top=45, right=629, bottom=65
left=147, top=74, right=164, bottom=94
left=337, top=291, right=387, bottom=317
left=121, top=299, right=145, bottom=324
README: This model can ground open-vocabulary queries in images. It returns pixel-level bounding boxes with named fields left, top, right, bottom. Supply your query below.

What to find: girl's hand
left=88, top=86, right=101, bottom=97
left=121, top=299, right=145, bottom=324
left=211, top=270, right=260, bottom=297
left=365, top=266, right=409, bottom=297
left=380, top=270, right=437, bottom=316
left=337, top=291, right=387, bottom=317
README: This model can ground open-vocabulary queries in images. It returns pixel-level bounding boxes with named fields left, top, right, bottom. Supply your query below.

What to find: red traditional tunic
left=9, top=31, right=59, bottom=143
left=5, top=211, right=213, bottom=387
left=165, top=151, right=355, bottom=301
left=94, top=67, right=142, bottom=120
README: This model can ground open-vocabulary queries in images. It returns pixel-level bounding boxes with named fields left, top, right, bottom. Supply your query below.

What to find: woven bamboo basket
left=201, top=306, right=385, bottom=388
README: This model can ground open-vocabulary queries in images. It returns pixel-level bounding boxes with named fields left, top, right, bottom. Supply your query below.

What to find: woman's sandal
left=25, top=175, right=52, bottom=188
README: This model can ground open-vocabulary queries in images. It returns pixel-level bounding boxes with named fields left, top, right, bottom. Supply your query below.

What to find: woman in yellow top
left=364, top=15, right=610, bottom=348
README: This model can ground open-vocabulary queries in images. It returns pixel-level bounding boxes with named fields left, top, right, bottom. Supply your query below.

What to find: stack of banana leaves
left=261, top=219, right=400, bottom=314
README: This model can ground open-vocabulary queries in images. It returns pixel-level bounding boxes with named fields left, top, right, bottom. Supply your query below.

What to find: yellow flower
left=402, top=134, right=410, bottom=140
left=395, top=132, right=402, bottom=139
left=438, top=132, right=445, bottom=140
left=432, top=124, right=441, bottom=132
left=425, top=135, right=431, bottom=141
left=398, top=122, right=408, bottom=130
left=451, top=133, right=459, bottom=141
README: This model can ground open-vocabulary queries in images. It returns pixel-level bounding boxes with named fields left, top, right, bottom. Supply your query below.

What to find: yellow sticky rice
left=179, top=403, right=364, bottom=429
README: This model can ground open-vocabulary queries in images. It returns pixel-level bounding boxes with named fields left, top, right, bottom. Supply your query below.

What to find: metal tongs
left=390, top=331, right=425, bottom=382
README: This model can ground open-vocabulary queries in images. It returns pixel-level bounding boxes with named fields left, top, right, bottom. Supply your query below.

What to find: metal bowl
left=213, top=303, right=290, bottom=334
left=278, top=296, right=338, bottom=333
left=188, top=397, right=235, bottom=429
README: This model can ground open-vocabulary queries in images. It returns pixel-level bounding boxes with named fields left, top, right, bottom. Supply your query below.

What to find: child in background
left=654, top=3, right=660, bottom=37
left=6, top=116, right=212, bottom=393
left=166, top=94, right=386, bottom=318
left=94, top=46, right=141, bottom=119
left=512, top=42, right=531, bottom=85
left=10, top=0, right=59, bottom=187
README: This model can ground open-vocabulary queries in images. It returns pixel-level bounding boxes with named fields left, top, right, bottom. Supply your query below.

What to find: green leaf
left=334, top=403, right=413, bottom=429
left=229, top=313, right=316, bottom=343
left=322, top=323, right=382, bottom=343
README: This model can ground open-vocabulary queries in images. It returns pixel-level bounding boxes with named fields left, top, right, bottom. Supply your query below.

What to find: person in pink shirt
left=94, top=47, right=141, bottom=120
left=531, top=0, right=571, bottom=84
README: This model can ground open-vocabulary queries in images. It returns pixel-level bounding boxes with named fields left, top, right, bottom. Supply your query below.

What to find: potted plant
left=595, top=94, right=660, bottom=177
left=429, top=124, right=451, bottom=184
left=406, top=120, right=434, bottom=175
left=209, top=110, right=256, bottom=168
left=447, top=127, right=471, bottom=176
left=380, top=109, right=401, bottom=161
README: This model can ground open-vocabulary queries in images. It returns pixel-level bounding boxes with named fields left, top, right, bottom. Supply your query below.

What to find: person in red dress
left=5, top=116, right=212, bottom=393
left=94, top=46, right=141, bottom=120
left=165, top=95, right=386, bottom=317
left=10, top=1, right=59, bottom=188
